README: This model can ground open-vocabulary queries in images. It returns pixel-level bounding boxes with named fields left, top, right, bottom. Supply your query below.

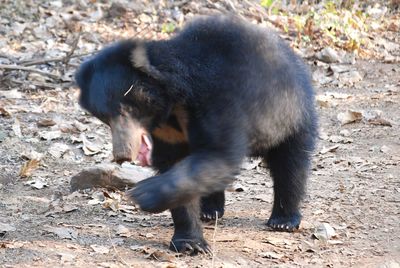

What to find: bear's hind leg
left=263, top=131, right=315, bottom=231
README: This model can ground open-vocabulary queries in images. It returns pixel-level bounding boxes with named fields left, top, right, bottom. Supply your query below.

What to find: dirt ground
left=1, top=1, right=400, bottom=268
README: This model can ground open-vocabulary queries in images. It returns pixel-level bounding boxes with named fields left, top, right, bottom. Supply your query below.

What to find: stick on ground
left=0, top=64, right=61, bottom=80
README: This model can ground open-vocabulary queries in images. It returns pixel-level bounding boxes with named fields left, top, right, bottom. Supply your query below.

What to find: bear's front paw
left=127, top=176, right=175, bottom=213
left=266, top=212, right=301, bottom=232
left=170, top=236, right=212, bottom=255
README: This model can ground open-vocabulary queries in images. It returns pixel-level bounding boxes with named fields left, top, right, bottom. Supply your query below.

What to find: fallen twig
left=211, top=211, right=218, bottom=268
left=18, top=51, right=95, bottom=67
left=169, top=0, right=190, bottom=8
left=107, top=227, right=130, bottom=267
left=0, top=64, right=61, bottom=80
left=63, top=33, right=81, bottom=65
left=0, top=53, right=17, bottom=62
left=10, top=79, right=71, bottom=90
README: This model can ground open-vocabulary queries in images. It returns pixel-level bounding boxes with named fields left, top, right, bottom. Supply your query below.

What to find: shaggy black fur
left=75, top=15, right=318, bottom=254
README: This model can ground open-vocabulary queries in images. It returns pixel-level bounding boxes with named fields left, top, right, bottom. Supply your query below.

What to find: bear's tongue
left=136, top=134, right=152, bottom=166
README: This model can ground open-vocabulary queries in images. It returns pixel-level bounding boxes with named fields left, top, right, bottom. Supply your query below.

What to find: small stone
left=316, top=47, right=340, bottom=63
left=145, top=233, right=154, bottom=238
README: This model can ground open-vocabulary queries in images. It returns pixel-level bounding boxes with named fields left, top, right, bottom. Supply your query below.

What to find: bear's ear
left=131, top=44, right=164, bottom=81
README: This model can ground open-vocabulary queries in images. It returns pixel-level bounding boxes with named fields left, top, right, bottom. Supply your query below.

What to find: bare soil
left=0, top=1, right=399, bottom=267
left=0, top=60, right=399, bottom=267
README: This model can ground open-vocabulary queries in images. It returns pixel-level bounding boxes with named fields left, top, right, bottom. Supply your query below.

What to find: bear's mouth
left=135, top=134, right=152, bottom=166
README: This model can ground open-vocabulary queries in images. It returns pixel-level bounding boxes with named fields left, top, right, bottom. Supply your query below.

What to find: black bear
left=75, top=15, right=318, bottom=254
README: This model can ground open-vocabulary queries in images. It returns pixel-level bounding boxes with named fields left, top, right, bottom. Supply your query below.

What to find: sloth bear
left=75, top=15, right=317, bottom=254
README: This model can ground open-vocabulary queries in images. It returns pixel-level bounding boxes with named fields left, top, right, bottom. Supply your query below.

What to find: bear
left=75, top=15, right=318, bottom=254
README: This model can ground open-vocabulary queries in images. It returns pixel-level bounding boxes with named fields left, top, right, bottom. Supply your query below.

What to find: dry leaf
left=115, top=224, right=131, bottom=237
left=130, top=245, right=147, bottom=251
left=102, top=191, right=122, bottom=211
left=0, top=222, right=16, bottom=237
left=90, top=244, right=110, bottom=254
left=339, top=129, right=351, bottom=137
left=145, top=233, right=154, bottom=238
left=215, top=234, right=239, bottom=242
left=37, top=118, right=57, bottom=127
left=39, top=130, right=62, bottom=140
left=73, top=120, right=88, bottom=132
left=243, top=239, right=265, bottom=250
left=0, top=241, right=25, bottom=249
left=313, top=223, right=336, bottom=241
left=118, top=204, right=137, bottom=214
left=48, top=143, right=70, bottom=158
left=264, top=237, right=292, bottom=246
left=23, top=178, right=48, bottom=189
left=380, top=145, right=391, bottom=154
left=61, top=204, right=78, bottom=213
left=327, top=92, right=352, bottom=99
left=388, top=22, right=399, bottom=32
left=320, top=145, right=340, bottom=154
left=22, top=150, right=44, bottom=161
left=327, top=240, right=344, bottom=245
left=40, top=97, right=59, bottom=113
left=313, top=69, right=333, bottom=86
left=328, top=65, right=351, bottom=74
left=0, top=107, right=11, bottom=117
left=12, top=118, right=22, bottom=138
left=146, top=249, right=175, bottom=262
left=0, top=89, right=23, bottom=99
left=329, top=135, right=353, bottom=144
left=58, top=252, right=76, bottom=262
left=80, top=134, right=103, bottom=155
left=338, top=71, right=363, bottom=86
left=19, top=159, right=40, bottom=178
left=44, top=226, right=77, bottom=240
left=367, top=118, right=392, bottom=127
left=259, top=251, right=283, bottom=259
left=252, top=194, right=270, bottom=203
left=316, top=94, right=332, bottom=108
left=337, top=110, right=363, bottom=125
left=103, top=199, right=120, bottom=211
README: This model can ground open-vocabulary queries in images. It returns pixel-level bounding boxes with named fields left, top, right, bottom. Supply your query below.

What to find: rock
left=107, top=2, right=128, bottom=18
left=70, top=163, right=154, bottom=192
left=316, top=47, right=340, bottom=63
left=338, top=70, right=362, bottom=86
left=313, top=68, right=333, bottom=85
left=44, top=226, right=77, bottom=240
